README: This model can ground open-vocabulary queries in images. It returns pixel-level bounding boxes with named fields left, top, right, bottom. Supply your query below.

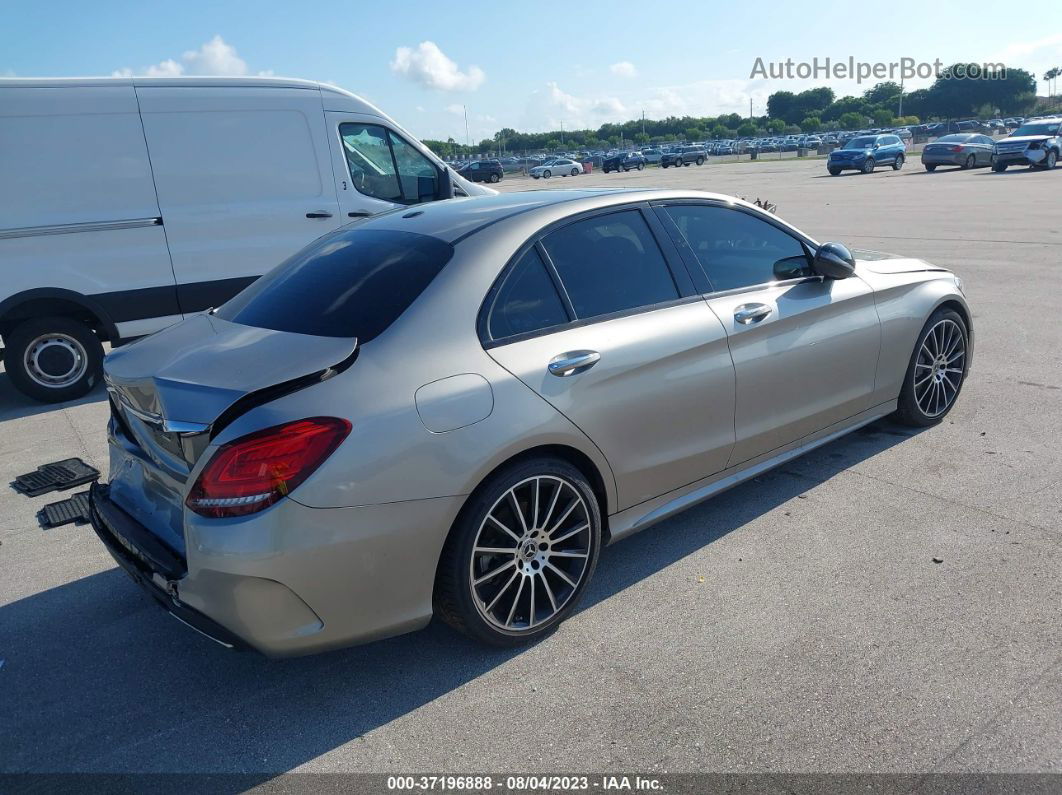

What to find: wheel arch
left=0, top=288, right=118, bottom=342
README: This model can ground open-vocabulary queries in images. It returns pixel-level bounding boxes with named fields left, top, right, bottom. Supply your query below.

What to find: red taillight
left=950, top=145, right=964, bottom=152
left=186, top=417, right=351, bottom=518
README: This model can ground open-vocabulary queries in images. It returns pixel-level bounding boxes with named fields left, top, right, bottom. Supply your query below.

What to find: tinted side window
left=489, top=248, right=569, bottom=340
left=217, top=229, right=452, bottom=341
left=542, top=209, right=679, bottom=320
left=663, top=205, right=811, bottom=291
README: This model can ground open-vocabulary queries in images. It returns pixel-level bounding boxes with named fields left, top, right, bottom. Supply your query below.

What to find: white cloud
left=592, top=97, right=626, bottom=115
left=390, top=41, right=485, bottom=92
left=445, top=103, right=465, bottom=115
left=112, top=36, right=269, bottom=78
left=610, top=61, right=638, bottom=78
left=990, top=34, right=1062, bottom=91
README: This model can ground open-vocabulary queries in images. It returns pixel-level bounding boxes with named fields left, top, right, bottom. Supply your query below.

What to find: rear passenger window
left=663, top=205, right=811, bottom=291
left=542, top=210, right=679, bottom=320
left=489, top=248, right=569, bottom=340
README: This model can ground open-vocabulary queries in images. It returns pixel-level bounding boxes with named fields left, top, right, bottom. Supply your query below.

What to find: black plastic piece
left=13, top=458, right=100, bottom=497
left=38, top=491, right=91, bottom=528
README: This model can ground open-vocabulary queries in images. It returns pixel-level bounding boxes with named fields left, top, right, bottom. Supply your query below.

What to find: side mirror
left=436, top=165, right=454, bottom=201
left=813, top=242, right=856, bottom=279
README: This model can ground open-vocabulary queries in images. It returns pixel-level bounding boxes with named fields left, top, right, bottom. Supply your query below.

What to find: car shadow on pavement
left=0, top=371, right=107, bottom=422
left=0, top=419, right=923, bottom=780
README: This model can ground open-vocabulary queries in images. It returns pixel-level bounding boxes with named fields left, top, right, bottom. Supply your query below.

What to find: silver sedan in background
left=921, top=133, right=997, bottom=171
left=91, top=189, right=973, bottom=656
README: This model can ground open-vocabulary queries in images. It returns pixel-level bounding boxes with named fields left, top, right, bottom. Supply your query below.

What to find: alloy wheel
left=469, top=476, right=592, bottom=632
left=914, top=318, right=966, bottom=418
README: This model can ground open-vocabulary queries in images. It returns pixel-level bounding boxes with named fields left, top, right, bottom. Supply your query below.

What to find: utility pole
left=463, top=105, right=470, bottom=152
left=898, top=74, right=904, bottom=119
left=641, top=109, right=645, bottom=137
left=750, top=97, right=753, bottom=118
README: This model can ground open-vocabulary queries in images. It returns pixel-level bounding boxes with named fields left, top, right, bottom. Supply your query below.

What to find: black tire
left=489, top=172, right=501, bottom=183
left=662, top=162, right=669, bottom=168
left=962, top=155, right=975, bottom=170
left=434, top=457, right=602, bottom=647
left=637, top=162, right=644, bottom=170
left=892, top=154, right=905, bottom=170
left=4, top=316, right=104, bottom=403
left=863, top=158, right=876, bottom=174
left=924, top=163, right=937, bottom=172
left=603, top=167, right=610, bottom=174
left=543, top=170, right=551, bottom=179
left=892, top=307, right=970, bottom=427
left=992, top=161, right=1007, bottom=172
left=828, top=166, right=841, bottom=176
left=696, top=156, right=704, bottom=165
left=1045, top=150, right=1058, bottom=170
left=571, top=168, right=579, bottom=176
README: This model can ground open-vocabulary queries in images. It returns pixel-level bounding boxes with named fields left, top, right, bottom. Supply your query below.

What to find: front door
left=655, top=201, right=881, bottom=466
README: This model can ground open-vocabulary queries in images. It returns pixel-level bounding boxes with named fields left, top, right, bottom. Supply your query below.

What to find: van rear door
left=136, top=84, right=342, bottom=314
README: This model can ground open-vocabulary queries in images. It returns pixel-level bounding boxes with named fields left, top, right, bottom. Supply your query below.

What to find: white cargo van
left=0, top=76, right=492, bottom=402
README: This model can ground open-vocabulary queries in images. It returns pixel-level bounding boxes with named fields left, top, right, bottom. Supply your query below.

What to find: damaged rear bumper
left=88, top=482, right=249, bottom=651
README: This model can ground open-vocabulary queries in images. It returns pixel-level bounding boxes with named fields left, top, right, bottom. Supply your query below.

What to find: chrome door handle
left=734, top=303, right=773, bottom=324
left=305, top=210, right=334, bottom=219
left=548, top=350, right=600, bottom=377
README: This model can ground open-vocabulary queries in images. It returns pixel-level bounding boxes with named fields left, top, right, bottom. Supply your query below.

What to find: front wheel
left=696, top=156, right=705, bottom=165
left=992, top=161, right=1007, bottom=172
left=543, top=170, right=552, bottom=179
left=828, top=166, right=841, bottom=175
left=434, top=458, right=602, bottom=646
left=892, top=308, right=969, bottom=427
left=892, top=154, right=905, bottom=170
left=637, top=162, right=644, bottom=170
left=1045, top=150, right=1058, bottom=170
left=5, top=316, right=104, bottom=403
left=862, top=158, right=876, bottom=174
left=924, top=163, right=937, bottom=172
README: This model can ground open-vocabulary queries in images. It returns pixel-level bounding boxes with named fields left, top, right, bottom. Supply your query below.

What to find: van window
left=216, top=229, right=453, bottom=341
left=340, top=123, right=439, bottom=205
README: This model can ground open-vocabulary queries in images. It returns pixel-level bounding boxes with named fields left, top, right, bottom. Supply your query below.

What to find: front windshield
left=1011, top=122, right=1060, bottom=137
left=844, top=136, right=878, bottom=149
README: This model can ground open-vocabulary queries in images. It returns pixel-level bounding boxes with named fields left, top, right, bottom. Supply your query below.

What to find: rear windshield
left=216, top=228, right=453, bottom=341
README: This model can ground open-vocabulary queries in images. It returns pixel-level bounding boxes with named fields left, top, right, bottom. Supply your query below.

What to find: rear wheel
left=696, top=156, right=705, bottom=165
left=638, top=162, right=644, bottom=170
left=1045, top=150, right=1058, bottom=170
left=924, top=163, right=937, bottom=172
left=5, top=316, right=104, bottom=403
left=489, top=172, right=501, bottom=183
left=962, top=154, right=975, bottom=170
left=571, top=168, right=579, bottom=176
left=892, top=154, right=905, bottom=170
left=543, top=170, right=552, bottom=179
left=435, top=457, right=602, bottom=646
left=893, top=308, right=969, bottom=427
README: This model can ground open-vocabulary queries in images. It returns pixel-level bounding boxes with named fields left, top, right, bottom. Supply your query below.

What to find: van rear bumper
left=88, top=482, right=249, bottom=650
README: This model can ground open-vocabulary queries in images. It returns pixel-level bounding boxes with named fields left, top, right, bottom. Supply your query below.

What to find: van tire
left=5, top=316, right=103, bottom=403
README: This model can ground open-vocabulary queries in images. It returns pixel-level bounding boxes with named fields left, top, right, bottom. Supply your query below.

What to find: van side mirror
left=435, top=165, right=454, bottom=201
left=813, top=242, right=856, bottom=279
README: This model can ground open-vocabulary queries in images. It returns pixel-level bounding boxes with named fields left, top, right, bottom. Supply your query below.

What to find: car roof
left=357, top=188, right=801, bottom=245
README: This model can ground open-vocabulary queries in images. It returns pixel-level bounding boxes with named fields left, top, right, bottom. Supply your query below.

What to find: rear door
left=484, top=205, right=736, bottom=510
left=137, top=85, right=341, bottom=313
left=655, top=201, right=880, bottom=467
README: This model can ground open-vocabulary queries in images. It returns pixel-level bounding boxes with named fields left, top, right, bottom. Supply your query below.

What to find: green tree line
left=423, top=63, right=1040, bottom=157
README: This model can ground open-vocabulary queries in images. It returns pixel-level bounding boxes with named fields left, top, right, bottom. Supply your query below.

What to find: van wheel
left=434, top=457, right=602, bottom=646
left=5, top=316, right=104, bottom=403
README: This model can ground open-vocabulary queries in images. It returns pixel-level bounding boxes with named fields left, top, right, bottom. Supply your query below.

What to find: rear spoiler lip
left=208, top=338, right=359, bottom=441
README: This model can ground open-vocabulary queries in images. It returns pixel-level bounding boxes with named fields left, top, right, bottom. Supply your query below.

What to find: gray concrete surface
left=1, top=157, right=1059, bottom=777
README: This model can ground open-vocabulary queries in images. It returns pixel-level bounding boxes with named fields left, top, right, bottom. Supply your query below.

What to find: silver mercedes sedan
left=91, top=189, right=973, bottom=656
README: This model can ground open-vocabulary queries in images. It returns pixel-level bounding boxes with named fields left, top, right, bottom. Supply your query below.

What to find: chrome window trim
left=0, top=217, right=162, bottom=241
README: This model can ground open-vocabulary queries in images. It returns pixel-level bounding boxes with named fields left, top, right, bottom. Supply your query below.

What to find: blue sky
left=4, top=1, right=1061, bottom=142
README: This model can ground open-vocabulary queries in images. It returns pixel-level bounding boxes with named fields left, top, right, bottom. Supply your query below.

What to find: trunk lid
left=102, top=314, right=356, bottom=556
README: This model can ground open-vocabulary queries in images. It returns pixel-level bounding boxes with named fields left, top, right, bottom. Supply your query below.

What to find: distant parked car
left=641, top=148, right=663, bottom=163
left=921, top=134, right=996, bottom=171
left=458, top=159, right=504, bottom=183
left=529, top=158, right=584, bottom=179
left=602, top=151, right=647, bottom=173
left=661, top=146, right=706, bottom=167
left=992, top=118, right=1061, bottom=171
left=827, top=134, right=906, bottom=175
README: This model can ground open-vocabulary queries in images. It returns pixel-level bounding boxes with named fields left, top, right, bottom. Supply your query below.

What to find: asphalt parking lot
left=1, top=156, right=1059, bottom=778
